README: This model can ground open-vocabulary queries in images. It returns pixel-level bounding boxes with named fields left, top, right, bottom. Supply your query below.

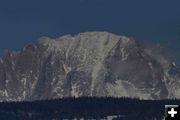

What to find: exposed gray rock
left=0, top=31, right=179, bottom=101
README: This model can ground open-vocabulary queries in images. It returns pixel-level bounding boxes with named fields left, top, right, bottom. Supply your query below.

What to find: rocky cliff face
left=0, top=32, right=180, bottom=101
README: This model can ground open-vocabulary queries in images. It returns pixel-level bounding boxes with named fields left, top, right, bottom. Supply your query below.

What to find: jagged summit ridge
left=0, top=31, right=180, bottom=101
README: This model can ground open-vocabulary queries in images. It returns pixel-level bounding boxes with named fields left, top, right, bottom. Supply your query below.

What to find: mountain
left=0, top=32, right=180, bottom=101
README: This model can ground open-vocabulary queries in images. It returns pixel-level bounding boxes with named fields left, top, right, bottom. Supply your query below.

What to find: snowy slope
left=0, top=32, right=179, bottom=101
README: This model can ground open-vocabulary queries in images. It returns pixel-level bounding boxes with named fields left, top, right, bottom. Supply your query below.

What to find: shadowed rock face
left=0, top=32, right=179, bottom=101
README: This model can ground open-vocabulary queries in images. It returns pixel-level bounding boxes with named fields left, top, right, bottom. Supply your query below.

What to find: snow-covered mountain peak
left=0, top=32, right=179, bottom=101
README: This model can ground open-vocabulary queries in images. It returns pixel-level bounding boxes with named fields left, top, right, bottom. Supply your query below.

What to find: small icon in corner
left=165, top=105, right=179, bottom=120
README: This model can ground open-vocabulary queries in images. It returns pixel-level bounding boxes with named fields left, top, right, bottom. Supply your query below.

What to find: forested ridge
left=0, top=97, right=180, bottom=120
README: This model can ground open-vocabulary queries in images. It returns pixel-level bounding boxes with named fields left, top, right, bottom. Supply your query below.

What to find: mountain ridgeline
left=0, top=32, right=180, bottom=101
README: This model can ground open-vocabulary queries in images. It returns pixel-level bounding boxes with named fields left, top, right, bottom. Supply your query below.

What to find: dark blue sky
left=0, top=0, right=180, bottom=61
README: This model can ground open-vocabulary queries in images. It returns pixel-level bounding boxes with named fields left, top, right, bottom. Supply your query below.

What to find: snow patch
left=30, top=76, right=38, bottom=95
left=65, top=37, right=75, bottom=59
left=148, top=62, right=153, bottom=69
left=4, top=90, right=9, bottom=97
left=120, top=48, right=129, bottom=61
left=21, top=77, right=27, bottom=99
left=91, top=61, right=103, bottom=96
left=5, top=79, right=9, bottom=84
left=71, top=83, right=79, bottom=98
left=91, top=33, right=120, bottom=96
left=63, top=64, right=72, bottom=74
left=106, top=80, right=152, bottom=99
left=172, top=62, right=176, bottom=66
left=23, top=91, right=26, bottom=99
left=51, top=77, right=56, bottom=85
left=106, top=115, right=122, bottom=120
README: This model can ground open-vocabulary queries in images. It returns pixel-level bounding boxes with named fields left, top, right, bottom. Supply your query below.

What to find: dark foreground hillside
left=0, top=97, right=180, bottom=120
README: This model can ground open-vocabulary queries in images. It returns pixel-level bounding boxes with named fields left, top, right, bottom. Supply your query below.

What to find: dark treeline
left=0, top=97, right=180, bottom=120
